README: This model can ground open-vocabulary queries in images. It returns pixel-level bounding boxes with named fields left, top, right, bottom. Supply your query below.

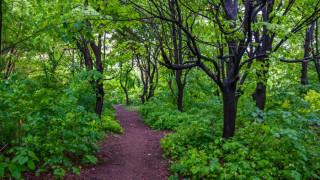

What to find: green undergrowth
left=140, top=85, right=320, bottom=179
left=123, top=105, right=140, bottom=112
left=0, top=72, right=122, bottom=179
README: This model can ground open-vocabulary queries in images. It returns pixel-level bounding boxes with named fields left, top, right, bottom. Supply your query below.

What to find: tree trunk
left=176, top=69, right=184, bottom=112
left=301, top=62, right=308, bottom=85
left=140, top=94, right=146, bottom=104
left=252, top=3, right=273, bottom=111
left=316, top=20, right=320, bottom=81
left=177, top=83, right=184, bottom=112
left=125, top=89, right=129, bottom=106
left=252, top=82, right=267, bottom=110
left=315, top=61, right=320, bottom=81
left=90, top=36, right=104, bottom=118
left=95, top=83, right=104, bottom=118
left=301, top=25, right=314, bottom=85
left=147, top=85, right=155, bottom=101
left=222, top=87, right=237, bottom=139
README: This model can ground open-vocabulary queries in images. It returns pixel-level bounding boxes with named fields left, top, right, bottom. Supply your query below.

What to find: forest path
left=78, top=104, right=171, bottom=180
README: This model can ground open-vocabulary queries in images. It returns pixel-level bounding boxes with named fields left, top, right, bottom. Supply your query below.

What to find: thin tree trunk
left=315, top=20, right=320, bottom=81
left=301, top=25, right=314, bottom=85
left=177, top=84, right=184, bottom=112
left=125, top=90, right=129, bottom=106
left=315, top=61, right=320, bottom=81
left=176, top=69, right=184, bottom=112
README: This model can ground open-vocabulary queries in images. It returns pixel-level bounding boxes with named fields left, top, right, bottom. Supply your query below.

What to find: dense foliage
left=0, top=72, right=122, bottom=178
left=1, top=0, right=320, bottom=179
left=140, top=74, right=320, bottom=179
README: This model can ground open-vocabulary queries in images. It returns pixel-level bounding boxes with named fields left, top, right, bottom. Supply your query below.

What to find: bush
left=140, top=87, right=320, bottom=179
left=0, top=72, right=122, bottom=179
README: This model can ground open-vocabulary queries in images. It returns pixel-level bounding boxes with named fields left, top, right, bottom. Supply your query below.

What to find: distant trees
left=119, top=58, right=134, bottom=106
left=137, top=45, right=159, bottom=104
left=280, top=19, right=320, bottom=84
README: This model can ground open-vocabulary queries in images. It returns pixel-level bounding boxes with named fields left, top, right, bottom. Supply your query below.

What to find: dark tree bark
left=73, top=0, right=105, bottom=118
left=280, top=23, right=317, bottom=85
left=301, top=25, right=315, bottom=85
left=167, top=1, right=189, bottom=112
left=137, top=46, right=159, bottom=104
left=252, top=1, right=274, bottom=110
left=315, top=20, right=320, bottom=81
left=222, top=87, right=237, bottom=138
left=75, top=28, right=104, bottom=118
left=90, top=35, right=104, bottom=118
left=253, top=1, right=320, bottom=110
left=119, top=60, right=133, bottom=106
left=176, top=71, right=184, bottom=112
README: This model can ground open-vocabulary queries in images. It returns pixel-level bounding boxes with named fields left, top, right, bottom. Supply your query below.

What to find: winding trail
left=78, top=105, right=172, bottom=180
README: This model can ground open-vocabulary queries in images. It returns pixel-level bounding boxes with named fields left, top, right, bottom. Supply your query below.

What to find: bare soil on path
left=76, top=105, right=172, bottom=180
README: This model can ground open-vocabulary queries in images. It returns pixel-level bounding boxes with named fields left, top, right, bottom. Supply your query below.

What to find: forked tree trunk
left=222, top=87, right=237, bottom=139
left=90, top=36, right=104, bottom=118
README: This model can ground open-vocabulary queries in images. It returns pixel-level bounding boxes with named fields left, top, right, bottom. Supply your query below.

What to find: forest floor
left=69, top=104, right=172, bottom=180
left=24, top=105, right=172, bottom=180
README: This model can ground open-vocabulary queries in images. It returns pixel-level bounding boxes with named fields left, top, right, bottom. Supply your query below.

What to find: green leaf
left=72, top=167, right=80, bottom=175
left=0, top=162, right=7, bottom=177
left=9, top=164, right=21, bottom=179
left=17, top=155, right=29, bottom=165
left=85, top=155, right=98, bottom=164
left=28, top=151, right=39, bottom=161
left=27, top=160, right=35, bottom=170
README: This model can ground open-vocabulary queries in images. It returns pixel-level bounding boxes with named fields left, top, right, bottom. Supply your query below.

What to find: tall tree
left=301, top=24, right=315, bottom=85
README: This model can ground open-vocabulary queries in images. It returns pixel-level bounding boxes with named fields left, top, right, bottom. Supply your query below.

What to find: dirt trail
left=77, top=105, right=172, bottom=180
